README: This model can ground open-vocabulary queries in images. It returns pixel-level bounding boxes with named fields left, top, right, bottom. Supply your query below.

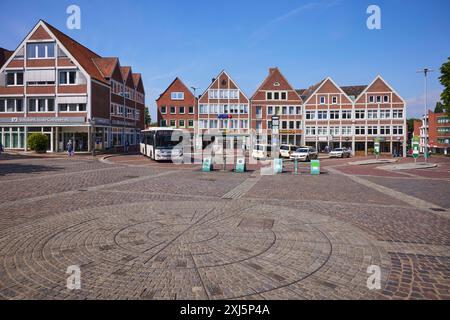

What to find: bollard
left=294, top=158, right=298, bottom=175
left=310, top=159, right=320, bottom=175
left=202, top=157, right=212, bottom=172
left=274, top=158, right=283, bottom=174
left=235, top=157, right=246, bottom=173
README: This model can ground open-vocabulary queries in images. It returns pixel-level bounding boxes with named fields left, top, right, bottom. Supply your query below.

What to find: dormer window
left=27, top=42, right=55, bottom=59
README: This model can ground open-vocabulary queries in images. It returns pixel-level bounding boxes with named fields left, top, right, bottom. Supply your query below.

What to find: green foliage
left=407, top=118, right=420, bottom=134
left=27, top=133, right=48, bottom=153
left=144, top=107, right=151, bottom=127
left=435, top=102, right=445, bottom=113
left=439, top=57, right=450, bottom=115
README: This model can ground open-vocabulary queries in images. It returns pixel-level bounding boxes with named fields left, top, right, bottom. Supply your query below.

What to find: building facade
left=414, top=111, right=450, bottom=155
left=156, top=71, right=407, bottom=157
left=0, top=20, right=145, bottom=152
left=197, top=70, right=250, bottom=148
left=251, top=67, right=303, bottom=146
left=301, top=76, right=406, bottom=156
left=156, top=77, right=196, bottom=137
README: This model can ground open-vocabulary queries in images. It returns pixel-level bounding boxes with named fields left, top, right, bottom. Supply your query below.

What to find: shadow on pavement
left=0, top=163, right=62, bottom=177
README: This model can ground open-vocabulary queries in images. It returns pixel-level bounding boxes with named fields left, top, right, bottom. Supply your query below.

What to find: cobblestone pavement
left=0, top=153, right=449, bottom=300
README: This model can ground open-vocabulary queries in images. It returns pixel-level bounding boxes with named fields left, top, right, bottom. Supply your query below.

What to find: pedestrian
left=0, top=141, right=4, bottom=156
left=125, top=140, right=129, bottom=153
left=67, top=140, right=74, bottom=157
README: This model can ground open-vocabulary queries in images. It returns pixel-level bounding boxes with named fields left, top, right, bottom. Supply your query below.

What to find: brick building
left=156, top=71, right=407, bottom=157
left=0, top=20, right=145, bottom=152
left=301, top=76, right=406, bottom=156
left=155, top=77, right=196, bottom=137
left=251, top=67, right=303, bottom=146
left=197, top=70, right=250, bottom=148
left=414, top=111, right=450, bottom=155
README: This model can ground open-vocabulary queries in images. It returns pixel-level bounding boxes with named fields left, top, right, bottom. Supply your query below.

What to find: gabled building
left=301, top=77, right=357, bottom=152
left=156, top=77, right=197, bottom=136
left=197, top=70, right=250, bottom=148
left=352, top=76, right=407, bottom=156
left=0, top=20, right=145, bottom=152
left=300, top=76, right=406, bottom=156
left=251, top=67, right=303, bottom=146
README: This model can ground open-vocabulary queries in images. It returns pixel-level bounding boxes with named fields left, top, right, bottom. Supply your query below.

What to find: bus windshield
left=155, top=131, right=182, bottom=149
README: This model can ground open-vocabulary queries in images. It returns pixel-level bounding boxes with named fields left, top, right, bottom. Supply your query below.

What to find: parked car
left=252, top=144, right=272, bottom=160
left=280, top=144, right=299, bottom=158
left=329, top=148, right=351, bottom=158
left=290, top=147, right=318, bottom=162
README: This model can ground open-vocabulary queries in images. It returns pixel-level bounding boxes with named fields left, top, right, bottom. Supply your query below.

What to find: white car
left=329, top=148, right=351, bottom=158
left=280, top=144, right=299, bottom=158
left=290, top=147, right=318, bottom=162
left=252, top=144, right=272, bottom=160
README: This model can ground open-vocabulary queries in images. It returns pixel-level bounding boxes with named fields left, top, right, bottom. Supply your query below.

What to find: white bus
left=140, top=128, right=184, bottom=161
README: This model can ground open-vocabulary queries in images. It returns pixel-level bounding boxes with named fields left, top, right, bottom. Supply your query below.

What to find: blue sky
left=1, top=0, right=449, bottom=120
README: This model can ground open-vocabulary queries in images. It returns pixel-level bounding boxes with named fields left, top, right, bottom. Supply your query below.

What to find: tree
left=27, top=133, right=48, bottom=153
left=439, top=57, right=450, bottom=115
left=144, top=107, right=151, bottom=127
left=435, top=101, right=445, bottom=113
left=407, top=118, right=420, bottom=134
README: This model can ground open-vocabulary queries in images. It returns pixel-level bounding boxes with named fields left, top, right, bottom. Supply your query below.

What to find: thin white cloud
left=249, top=0, right=342, bottom=43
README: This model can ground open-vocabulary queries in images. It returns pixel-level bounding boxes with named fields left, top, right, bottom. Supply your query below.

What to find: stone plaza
left=0, top=153, right=449, bottom=300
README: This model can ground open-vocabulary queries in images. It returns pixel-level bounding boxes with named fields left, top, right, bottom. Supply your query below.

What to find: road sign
left=202, top=157, right=212, bottom=172
left=311, top=160, right=320, bottom=175
left=412, top=136, right=420, bottom=160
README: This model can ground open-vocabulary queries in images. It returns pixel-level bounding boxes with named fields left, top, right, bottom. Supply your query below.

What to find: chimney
left=269, top=67, right=277, bottom=74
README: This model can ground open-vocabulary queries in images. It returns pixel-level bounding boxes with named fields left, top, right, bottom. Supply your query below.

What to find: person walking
left=67, top=140, right=74, bottom=157
left=125, top=140, right=129, bottom=153
left=0, top=141, right=4, bottom=156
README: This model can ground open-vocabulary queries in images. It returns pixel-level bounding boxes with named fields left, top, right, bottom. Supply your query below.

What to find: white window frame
left=171, top=92, right=184, bottom=100
left=6, top=71, right=24, bottom=86
left=59, top=70, right=77, bottom=85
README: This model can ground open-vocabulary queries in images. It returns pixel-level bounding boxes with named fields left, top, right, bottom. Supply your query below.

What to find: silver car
left=290, top=147, right=318, bottom=162
left=329, top=148, right=351, bottom=158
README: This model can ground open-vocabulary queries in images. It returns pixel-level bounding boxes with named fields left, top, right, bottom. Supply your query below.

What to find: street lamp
left=191, top=86, right=199, bottom=152
left=417, top=68, right=434, bottom=163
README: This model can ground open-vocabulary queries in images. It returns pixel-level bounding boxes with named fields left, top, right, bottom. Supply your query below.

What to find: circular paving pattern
left=0, top=200, right=390, bottom=300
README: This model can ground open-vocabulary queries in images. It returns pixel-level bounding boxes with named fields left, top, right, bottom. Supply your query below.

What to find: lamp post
left=191, top=86, right=199, bottom=153
left=417, top=68, right=434, bottom=163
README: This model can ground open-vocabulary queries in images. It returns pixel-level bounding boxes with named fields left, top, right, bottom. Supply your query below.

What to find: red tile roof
left=41, top=20, right=142, bottom=89
left=340, top=85, right=367, bottom=98
left=92, top=57, right=119, bottom=78
left=0, top=47, right=13, bottom=68
left=42, top=21, right=109, bottom=84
